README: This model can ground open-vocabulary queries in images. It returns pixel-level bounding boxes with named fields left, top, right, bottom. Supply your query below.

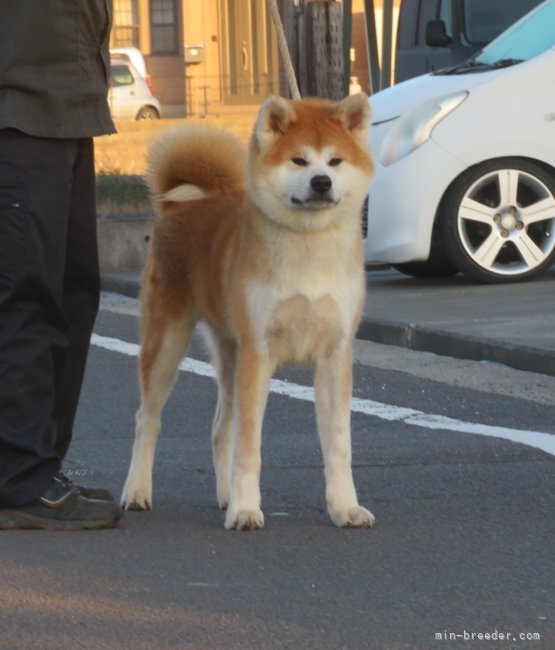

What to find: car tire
left=136, top=106, right=160, bottom=120
left=439, top=158, right=555, bottom=283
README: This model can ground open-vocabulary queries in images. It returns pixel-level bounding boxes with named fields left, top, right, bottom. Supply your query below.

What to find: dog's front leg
left=225, top=345, right=271, bottom=530
left=315, top=343, right=375, bottom=528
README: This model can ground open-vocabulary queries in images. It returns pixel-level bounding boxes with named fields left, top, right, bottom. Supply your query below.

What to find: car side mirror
left=426, top=20, right=452, bottom=47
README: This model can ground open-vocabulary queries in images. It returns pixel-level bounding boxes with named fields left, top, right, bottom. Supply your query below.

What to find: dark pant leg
left=0, top=130, right=99, bottom=506
left=52, top=138, right=100, bottom=459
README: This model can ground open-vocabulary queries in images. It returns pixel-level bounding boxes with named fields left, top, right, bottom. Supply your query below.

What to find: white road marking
left=91, top=333, right=555, bottom=457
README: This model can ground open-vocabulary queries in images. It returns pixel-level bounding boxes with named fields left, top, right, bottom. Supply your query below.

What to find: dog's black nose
left=310, top=175, right=332, bottom=195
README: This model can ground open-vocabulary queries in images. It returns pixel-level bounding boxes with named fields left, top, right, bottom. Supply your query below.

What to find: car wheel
left=439, top=158, right=555, bottom=283
left=136, top=106, right=159, bottom=120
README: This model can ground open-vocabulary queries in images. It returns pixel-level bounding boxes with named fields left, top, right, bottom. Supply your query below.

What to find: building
left=111, top=0, right=281, bottom=117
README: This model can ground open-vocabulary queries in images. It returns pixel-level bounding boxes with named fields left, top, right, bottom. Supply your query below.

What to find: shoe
left=0, top=477, right=122, bottom=530
left=58, top=471, right=115, bottom=501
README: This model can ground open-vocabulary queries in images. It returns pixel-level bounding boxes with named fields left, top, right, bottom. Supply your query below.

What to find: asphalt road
left=0, top=293, right=554, bottom=649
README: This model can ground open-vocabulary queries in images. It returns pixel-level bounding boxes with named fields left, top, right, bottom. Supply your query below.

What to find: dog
left=120, top=93, right=376, bottom=530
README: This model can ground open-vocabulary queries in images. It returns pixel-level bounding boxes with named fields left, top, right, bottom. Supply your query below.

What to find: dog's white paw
left=120, top=485, right=152, bottom=511
left=225, top=508, right=265, bottom=531
left=330, top=505, right=375, bottom=528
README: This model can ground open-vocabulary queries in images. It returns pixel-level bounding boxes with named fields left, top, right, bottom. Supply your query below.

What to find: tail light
left=146, top=75, right=154, bottom=95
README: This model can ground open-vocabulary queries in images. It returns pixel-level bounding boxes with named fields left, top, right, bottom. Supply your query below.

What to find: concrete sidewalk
left=101, top=266, right=555, bottom=377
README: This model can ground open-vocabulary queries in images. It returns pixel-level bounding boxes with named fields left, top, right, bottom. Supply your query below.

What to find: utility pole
left=380, top=0, right=394, bottom=89
left=275, top=0, right=392, bottom=99
left=276, top=0, right=344, bottom=101
left=342, top=0, right=352, bottom=97
left=363, top=0, right=380, bottom=94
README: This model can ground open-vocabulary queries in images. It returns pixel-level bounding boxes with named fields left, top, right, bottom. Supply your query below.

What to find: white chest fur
left=243, top=231, right=363, bottom=366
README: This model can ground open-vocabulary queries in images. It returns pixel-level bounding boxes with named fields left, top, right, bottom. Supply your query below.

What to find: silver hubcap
left=457, top=169, right=555, bottom=276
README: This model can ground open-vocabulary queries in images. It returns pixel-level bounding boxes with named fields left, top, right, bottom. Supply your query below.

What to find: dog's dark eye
left=292, top=157, right=308, bottom=166
left=329, top=158, right=343, bottom=167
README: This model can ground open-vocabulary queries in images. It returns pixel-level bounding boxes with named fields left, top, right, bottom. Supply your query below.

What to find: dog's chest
left=267, top=292, right=343, bottom=363
left=245, top=270, right=358, bottom=365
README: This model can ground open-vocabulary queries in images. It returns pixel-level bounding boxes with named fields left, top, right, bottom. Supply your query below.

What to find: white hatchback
left=109, top=59, right=161, bottom=121
left=365, top=0, right=555, bottom=283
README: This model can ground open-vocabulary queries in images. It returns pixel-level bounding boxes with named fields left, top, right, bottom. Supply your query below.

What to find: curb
left=101, top=272, right=142, bottom=299
left=356, top=318, right=555, bottom=377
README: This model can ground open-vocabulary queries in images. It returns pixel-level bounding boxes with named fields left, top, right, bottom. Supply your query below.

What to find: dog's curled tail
left=146, top=123, right=247, bottom=204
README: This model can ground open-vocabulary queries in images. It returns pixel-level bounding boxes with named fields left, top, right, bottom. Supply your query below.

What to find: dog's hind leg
left=205, top=332, right=237, bottom=510
left=121, top=313, right=195, bottom=511
left=314, top=343, right=375, bottom=528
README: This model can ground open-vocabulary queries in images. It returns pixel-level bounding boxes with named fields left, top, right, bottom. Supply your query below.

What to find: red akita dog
left=120, top=94, right=375, bottom=529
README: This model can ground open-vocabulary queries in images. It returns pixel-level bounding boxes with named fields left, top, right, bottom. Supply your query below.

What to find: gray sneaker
left=58, top=471, right=115, bottom=502
left=0, top=477, right=122, bottom=530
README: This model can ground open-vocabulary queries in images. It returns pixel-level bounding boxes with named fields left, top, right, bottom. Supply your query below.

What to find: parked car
left=364, top=0, right=555, bottom=283
left=395, top=0, right=543, bottom=83
left=109, top=59, right=161, bottom=120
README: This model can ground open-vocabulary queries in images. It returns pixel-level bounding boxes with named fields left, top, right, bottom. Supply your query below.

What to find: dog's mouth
left=291, top=196, right=337, bottom=210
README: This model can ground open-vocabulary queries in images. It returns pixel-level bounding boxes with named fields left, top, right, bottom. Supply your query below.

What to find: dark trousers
left=0, top=129, right=100, bottom=507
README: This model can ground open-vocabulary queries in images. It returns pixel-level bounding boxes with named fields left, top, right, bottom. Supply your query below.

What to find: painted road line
left=91, top=333, right=555, bottom=457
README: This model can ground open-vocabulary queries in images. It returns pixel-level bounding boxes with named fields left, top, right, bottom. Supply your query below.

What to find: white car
left=365, top=0, right=555, bottom=283
left=109, top=59, right=161, bottom=120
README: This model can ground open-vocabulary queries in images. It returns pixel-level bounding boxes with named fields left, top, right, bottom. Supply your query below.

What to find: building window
left=113, top=0, right=140, bottom=47
left=150, top=0, right=178, bottom=54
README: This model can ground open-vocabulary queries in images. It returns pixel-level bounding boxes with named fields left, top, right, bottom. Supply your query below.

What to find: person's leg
left=52, top=137, right=100, bottom=459
left=0, top=130, right=77, bottom=506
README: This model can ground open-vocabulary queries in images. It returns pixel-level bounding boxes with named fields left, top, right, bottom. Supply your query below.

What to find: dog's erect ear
left=334, top=93, right=371, bottom=145
left=255, top=96, right=294, bottom=149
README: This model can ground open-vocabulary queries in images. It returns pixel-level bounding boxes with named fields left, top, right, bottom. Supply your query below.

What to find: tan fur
left=121, top=94, right=376, bottom=529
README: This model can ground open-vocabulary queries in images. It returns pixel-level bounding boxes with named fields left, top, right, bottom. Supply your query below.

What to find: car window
left=463, top=0, right=544, bottom=45
left=111, top=64, right=134, bottom=87
left=476, top=0, right=555, bottom=64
